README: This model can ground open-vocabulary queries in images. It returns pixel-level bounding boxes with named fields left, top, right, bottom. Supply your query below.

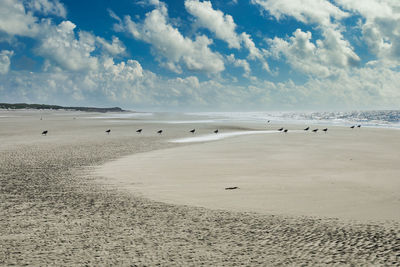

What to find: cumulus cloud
left=240, top=33, right=270, bottom=71
left=0, top=0, right=39, bottom=37
left=0, top=1, right=131, bottom=74
left=227, top=54, right=251, bottom=77
left=335, top=0, right=400, bottom=64
left=27, top=0, right=67, bottom=18
left=184, top=1, right=270, bottom=71
left=0, top=50, right=14, bottom=74
left=96, top=36, right=126, bottom=56
left=120, top=4, right=224, bottom=74
left=2, top=52, right=398, bottom=110
left=251, top=0, right=349, bottom=28
left=0, top=60, right=400, bottom=110
left=268, top=28, right=359, bottom=77
left=36, top=21, right=99, bottom=71
left=185, top=0, right=241, bottom=49
left=253, top=0, right=359, bottom=76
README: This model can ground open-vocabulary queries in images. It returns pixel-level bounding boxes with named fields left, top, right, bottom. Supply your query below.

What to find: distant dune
left=0, top=103, right=126, bottom=113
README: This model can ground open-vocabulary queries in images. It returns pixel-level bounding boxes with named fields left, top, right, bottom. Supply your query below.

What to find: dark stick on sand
left=225, top=186, right=239, bottom=190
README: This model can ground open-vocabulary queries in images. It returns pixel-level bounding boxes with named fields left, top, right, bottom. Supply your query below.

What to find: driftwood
left=225, top=186, right=239, bottom=190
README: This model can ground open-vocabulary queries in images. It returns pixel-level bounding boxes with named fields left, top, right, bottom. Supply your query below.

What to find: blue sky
left=0, top=0, right=399, bottom=111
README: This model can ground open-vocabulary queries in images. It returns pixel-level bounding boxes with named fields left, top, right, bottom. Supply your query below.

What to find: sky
left=0, top=0, right=399, bottom=111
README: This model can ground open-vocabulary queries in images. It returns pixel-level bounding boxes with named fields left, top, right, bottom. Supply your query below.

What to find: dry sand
left=96, top=126, right=400, bottom=222
left=1, top=110, right=399, bottom=266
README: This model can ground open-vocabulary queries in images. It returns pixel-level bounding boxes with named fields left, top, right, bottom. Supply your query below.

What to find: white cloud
left=227, top=54, right=251, bottom=77
left=335, top=0, right=400, bottom=64
left=184, top=1, right=270, bottom=72
left=268, top=28, right=359, bottom=77
left=121, top=4, right=225, bottom=74
left=27, top=0, right=67, bottom=18
left=36, top=21, right=99, bottom=72
left=185, top=0, right=241, bottom=49
left=0, top=0, right=39, bottom=37
left=334, top=0, right=399, bottom=21
left=1, top=58, right=399, bottom=110
left=0, top=50, right=13, bottom=74
left=96, top=36, right=126, bottom=56
left=0, top=1, right=129, bottom=74
left=253, top=0, right=360, bottom=76
left=240, top=33, right=270, bottom=71
left=251, top=0, right=349, bottom=28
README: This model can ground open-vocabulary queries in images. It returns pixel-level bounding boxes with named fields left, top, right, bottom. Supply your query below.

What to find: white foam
left=148, top=119, right=218, bottom=124
left=170, top=130, right=286, bottom=143
left=84, top=112, right=153, bottom=119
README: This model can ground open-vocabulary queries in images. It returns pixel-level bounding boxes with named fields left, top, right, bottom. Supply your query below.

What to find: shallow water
left=169, top=130, right=304, bottom=143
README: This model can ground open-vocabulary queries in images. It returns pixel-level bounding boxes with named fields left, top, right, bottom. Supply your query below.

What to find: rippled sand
left=1, top=110, right=399, bottom=265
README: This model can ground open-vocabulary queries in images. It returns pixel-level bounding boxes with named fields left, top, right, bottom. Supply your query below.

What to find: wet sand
left=1, top=110, right=399, bottom=265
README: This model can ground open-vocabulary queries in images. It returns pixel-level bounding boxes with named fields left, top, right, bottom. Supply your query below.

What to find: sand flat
left=2, top=110, right=399, bottom=265
left=95, top=126, right=400, bottom=222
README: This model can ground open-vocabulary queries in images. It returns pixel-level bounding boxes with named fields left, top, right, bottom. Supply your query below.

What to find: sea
left=186, top=110, right=400, bottom=129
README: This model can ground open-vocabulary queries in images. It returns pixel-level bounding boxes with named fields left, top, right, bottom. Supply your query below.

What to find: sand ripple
left=1, top=138, right=399, bottom=265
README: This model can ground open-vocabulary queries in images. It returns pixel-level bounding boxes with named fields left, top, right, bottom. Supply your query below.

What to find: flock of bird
left=40, top=120, right=361, bottom=136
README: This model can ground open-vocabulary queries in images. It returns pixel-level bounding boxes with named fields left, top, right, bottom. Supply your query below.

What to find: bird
left=304, top=127, right=310, bottom=131
left=157, top=130, right=163, bottom=135
left=323, top=128, right=328, bottom=133
left=105, top=129, right=111, bottom=134
left=312, top=129, right=318, bottom=133
left=267, top=120, right=270, bottom=123
left=190, top=129, right=195, bottom=134
left=41, top=130, right=48, bottom=136
left=283, top=129, right=288, bottom=133
left=136, top=129, right=143, bottom=133
left=214, top=129, right=219, bottom=134
left=278, top=127, right=284, bottom=131
left=350, top=125, right=355, bottom=129
left=357, top=125, right=361, bottom=128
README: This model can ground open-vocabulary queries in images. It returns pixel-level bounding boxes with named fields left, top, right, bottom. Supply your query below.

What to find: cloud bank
left=0, top=0, right=399, bottom=110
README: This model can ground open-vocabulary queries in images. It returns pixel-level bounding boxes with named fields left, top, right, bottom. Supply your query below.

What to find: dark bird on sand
left=225, top=186, right=239, bottom=190
left=350, top=125, right=355, bottom=129
left=136, top=129, right=143, bottom=133
left=267, top=120, right=270, bottom=123
left=357, top=125, right=361, bottom=128
left=41, top=130, right=48, bottom=136
left=105, top=129, right=111, bottom=134
left=323, top=128, right=328, bottom=133
left=312, top=129, right=318, bottom=132
left=283, top=129, right=288, bottom=133
left=304, top=127, right=310, bottom=131
left=157, top=130, right=163, bottom=134
left=278, top=127, right=284, bottom=131
left=190, top=129, right=195, bottom=134
left=214, top=129, right=219, bottom=134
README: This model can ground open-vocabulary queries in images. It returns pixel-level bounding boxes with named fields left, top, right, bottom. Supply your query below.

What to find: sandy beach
left=1, top=110, right=399, bottom=266
left=96, top=126, right=400, bottom=222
